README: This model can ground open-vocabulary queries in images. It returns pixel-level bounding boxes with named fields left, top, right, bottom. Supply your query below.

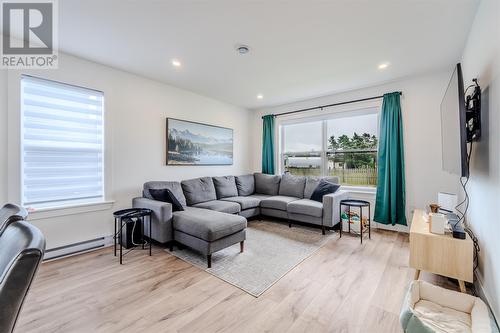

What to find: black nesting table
left=113, top=208, right=152, bottom=264
left=339, top=199, right=371, bottom=243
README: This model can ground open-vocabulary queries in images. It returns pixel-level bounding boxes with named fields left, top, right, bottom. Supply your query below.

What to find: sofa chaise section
left=171, top=207, right=246, bottom=268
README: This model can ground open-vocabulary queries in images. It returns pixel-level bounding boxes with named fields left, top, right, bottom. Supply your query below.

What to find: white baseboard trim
left=374, top=222, right=409, bottom=233
left=43, top=236, right=113, bottom=261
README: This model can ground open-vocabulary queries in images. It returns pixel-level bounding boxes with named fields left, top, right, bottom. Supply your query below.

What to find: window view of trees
left=327, top=132, right=378, bottom=186
left=281, top=112, right=379, bottom=186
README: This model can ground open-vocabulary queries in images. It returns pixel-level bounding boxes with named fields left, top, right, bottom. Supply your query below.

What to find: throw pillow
left=310, top=180, right=340, bottom=203
left=149, top=189, right=184, bottom=211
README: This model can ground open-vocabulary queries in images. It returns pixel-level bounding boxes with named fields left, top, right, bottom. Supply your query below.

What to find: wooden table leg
left=458, top=280, right=466, bottom=293
left=414, top=269, right=420, bottom=280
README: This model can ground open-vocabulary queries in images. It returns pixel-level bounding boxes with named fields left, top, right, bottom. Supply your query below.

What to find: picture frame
left=166, top=118, right=234, bottom=165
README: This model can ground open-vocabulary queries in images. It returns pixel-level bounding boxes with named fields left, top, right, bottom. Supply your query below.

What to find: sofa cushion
left=172, top=207, right=246, bottom=241
left=260, top=195, right=299, bottom=211
left=279, top=173, right=306, bottom=198
left=310, top=180, right=341, bottom=203
left=181, top=177, right=217, bottom=205
left=254, top=173, right=281, bottom=195
left=143, top=181, right=187, bottom=206
left=148, top=188, right=184, bottom=212
left=221, top=196, right=261, bottom=210
left=247, top=194, right=272, bottom=201
left=213, top=176, right=238, bottom=199
left=304, top=176, right=339, bottom=199
left=287, top=199, right=323, bottom=218
left=192, top=200, right=241, bottom=214
left=235, top=174, right=255, bottom=196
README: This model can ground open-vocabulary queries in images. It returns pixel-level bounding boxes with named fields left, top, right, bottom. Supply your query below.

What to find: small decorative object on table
left=339, top=199, right=371, bottom=243
left=113, top=208, right=152, bottom=264
left=429, top=203, right=440, bottom=213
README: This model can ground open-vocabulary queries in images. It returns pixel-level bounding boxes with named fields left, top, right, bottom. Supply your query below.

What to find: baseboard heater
left=43, top=236, right=111, bottom=261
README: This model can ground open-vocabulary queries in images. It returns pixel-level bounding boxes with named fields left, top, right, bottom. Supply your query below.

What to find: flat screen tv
left=441, top=63, right=468, bottom=178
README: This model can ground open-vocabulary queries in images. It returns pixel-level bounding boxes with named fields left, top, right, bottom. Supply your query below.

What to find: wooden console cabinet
left=409, top=209, right=473, bottom=292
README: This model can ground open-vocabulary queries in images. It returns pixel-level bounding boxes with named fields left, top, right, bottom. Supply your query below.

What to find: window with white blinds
left=21, top=75, right=105, bottom=208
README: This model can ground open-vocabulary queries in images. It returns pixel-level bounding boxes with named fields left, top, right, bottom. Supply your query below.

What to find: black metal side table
left=113, top=208, right=152, bottom=264
left=339, top=199, right=371, bottom=244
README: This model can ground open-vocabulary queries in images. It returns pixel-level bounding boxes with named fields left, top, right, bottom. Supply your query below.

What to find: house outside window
left=279, top=108, right=379, bottom=187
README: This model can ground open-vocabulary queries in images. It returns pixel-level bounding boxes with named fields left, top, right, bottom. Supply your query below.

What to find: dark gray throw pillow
left=310, top=180, right=340, bottom=203
left=149, top=189, right=184, bottom=211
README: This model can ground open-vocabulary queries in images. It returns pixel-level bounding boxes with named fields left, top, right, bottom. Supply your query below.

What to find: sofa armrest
left=132, top=197, right=173, bottom=243
left=322, top=190, right=349, bottom=227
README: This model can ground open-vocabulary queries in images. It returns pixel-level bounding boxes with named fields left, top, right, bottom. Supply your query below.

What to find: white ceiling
left=56, top=0, right=479, bottom=109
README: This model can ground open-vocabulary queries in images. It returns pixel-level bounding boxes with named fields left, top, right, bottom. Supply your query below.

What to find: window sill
left=27, top=201, right=115, bottom=221
left=340, top=186, right=377, bottom=195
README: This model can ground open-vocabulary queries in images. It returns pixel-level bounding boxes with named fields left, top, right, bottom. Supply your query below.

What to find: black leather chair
left=0, top=204, right=45, bottom=333
left=0, top=203, right=28, bottom=236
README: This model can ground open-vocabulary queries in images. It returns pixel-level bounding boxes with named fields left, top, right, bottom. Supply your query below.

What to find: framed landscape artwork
left=166, top=118, right=233, bottom=165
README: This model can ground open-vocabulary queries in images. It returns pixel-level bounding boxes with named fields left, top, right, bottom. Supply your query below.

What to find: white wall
left=252, top=71, right=461, bottom=229
left=1, top=53, right=253, bottom=249
left=0, top=70, right=7, bottom=205
left=461, top=0, right=500, bottom=320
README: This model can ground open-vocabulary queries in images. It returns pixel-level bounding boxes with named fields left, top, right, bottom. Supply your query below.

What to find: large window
left=21, top=76, right=105, bottom=208
left=280, top=109, right=379, bottom=187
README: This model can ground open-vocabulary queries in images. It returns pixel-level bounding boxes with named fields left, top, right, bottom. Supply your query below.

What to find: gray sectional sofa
left=132, top=173, right=348, bottom=267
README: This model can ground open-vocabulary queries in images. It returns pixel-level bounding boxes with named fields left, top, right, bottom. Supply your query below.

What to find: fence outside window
left=283, top=149, right=378, bottom=187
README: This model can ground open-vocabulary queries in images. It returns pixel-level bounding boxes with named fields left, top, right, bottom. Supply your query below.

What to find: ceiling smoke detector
left=236, top=45, right=250, bottom=55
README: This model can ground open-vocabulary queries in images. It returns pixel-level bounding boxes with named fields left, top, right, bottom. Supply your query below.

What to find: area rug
left=167, top=220, right=334, bottom=297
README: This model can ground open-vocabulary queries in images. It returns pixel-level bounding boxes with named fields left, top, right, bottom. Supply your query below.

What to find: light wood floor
left=17, top=225, right=461, bottom=333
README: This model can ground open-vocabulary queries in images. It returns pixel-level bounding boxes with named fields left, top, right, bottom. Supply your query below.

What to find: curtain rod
left=261, top=91, right=402, bottom=119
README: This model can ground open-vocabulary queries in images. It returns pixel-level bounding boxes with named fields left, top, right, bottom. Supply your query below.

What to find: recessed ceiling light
left=236, top=45, right=250, bottom=55
left=378, top=62, right=390, bottom=70
left=257, top=94, right=263, bottom=99
left=172, top=59, right=181, bottom=67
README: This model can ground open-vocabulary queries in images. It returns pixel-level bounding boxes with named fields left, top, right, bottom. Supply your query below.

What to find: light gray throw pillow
left=213, top=176, right=238, bottom=199
left=181, top=177, right=217, bottom=205
left=235, top=174, right=255, bottom=196
left=254, top=173, right=281, bottom=196
left=279, top=173, right=306, bottom=198
left=304, top=176, right=339, bottom=199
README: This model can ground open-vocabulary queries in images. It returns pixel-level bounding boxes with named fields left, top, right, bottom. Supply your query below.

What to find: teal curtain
left=262, top=115, right=275, bottom=174
left=374, top=92, right=407, bottom=226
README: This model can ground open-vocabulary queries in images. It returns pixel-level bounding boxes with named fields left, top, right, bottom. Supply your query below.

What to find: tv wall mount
left=465, top=78, right=481, bottom=142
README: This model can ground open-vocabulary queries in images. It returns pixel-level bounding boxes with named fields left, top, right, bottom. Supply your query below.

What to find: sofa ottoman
left=171, top=207, right=247, bottom=268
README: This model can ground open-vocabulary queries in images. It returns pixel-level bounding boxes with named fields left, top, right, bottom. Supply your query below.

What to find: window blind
left=21, top=75, right=104, bottom=208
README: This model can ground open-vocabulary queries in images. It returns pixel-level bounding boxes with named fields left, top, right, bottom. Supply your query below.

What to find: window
left=280, top=109, right=379, bottom=187
left=282, top=121, right=322, bottom=176
left=21, top=76, right=104, bottom=208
